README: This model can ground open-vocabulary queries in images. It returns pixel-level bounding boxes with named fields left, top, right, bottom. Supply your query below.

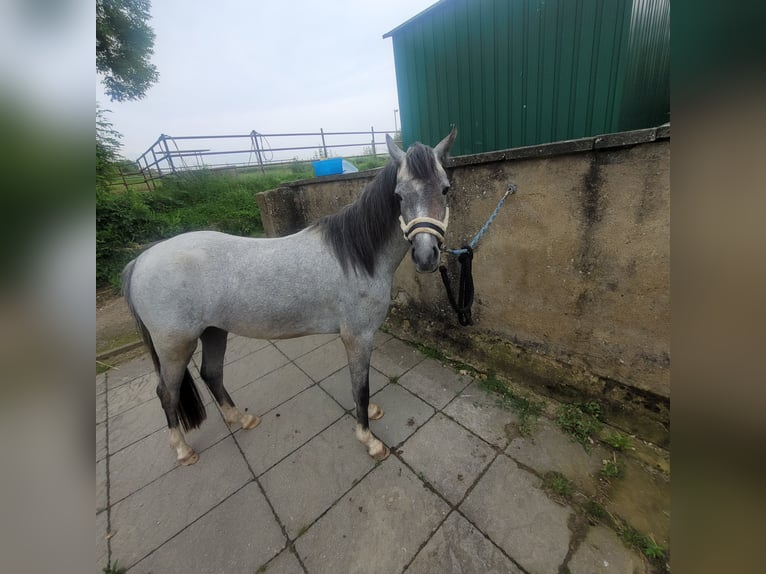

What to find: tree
left=97, top=104, right=123, bottom=191
left=96, top=0, right=159, bottom=102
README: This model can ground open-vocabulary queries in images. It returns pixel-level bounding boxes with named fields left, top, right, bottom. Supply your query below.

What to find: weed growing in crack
left=480, top=372, right=543, bottom=435
left=604, top=430, right=632, bottom=451
left=543, top=471, right=574, bottom=500
left=557, top=402, right=603, bottom=451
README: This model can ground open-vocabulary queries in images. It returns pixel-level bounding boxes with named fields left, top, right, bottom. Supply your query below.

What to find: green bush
left=96, top=169, right=303, bottom=291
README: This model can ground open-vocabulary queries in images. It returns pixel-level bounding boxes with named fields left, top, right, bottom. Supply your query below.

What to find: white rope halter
left=399, top=207, right=450, bottom=246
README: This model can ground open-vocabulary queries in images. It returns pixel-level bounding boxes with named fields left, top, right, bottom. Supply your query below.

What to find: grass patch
left=603, top=430, right=632, bottom=451
left=557, top=401, right=603, bottom=451
left=585, top=500, right=608, bottom=522
left=621, top=526, right=667, bottom=561
left=543, top=471, right=574, bottom=500
left=600, top=458, right=623, bottom=480
left=480, top=372, right=543, bottom=435
left=103, top=562, right=127, bottom=574
left=388, top=375, right=399, bottom=385
left=414, top=342, right=449, bottom=363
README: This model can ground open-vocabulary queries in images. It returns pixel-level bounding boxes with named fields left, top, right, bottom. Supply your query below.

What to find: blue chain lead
left=446, top=183, right=516, bottom=256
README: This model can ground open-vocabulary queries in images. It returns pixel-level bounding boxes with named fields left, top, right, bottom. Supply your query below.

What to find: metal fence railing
left=130, top=128, right=398, bottom=189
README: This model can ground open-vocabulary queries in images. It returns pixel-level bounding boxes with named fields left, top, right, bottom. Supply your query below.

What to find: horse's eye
left=394, top=192, right=402, bottom=202
left=442, top=185, right=450, bottom=195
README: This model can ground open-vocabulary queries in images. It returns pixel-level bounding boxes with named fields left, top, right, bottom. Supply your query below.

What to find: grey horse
left=122, top=129, right=456, bottom=465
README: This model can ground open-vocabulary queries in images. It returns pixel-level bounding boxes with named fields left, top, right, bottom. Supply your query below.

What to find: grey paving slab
left=568, top=525, right=649, bottom=574
left=97, top=458, right=108, bottom=514
left=259, top=415, right=376, bottom=538
left=444, top=382, right=518, bottom=448
left=224, top=334, right=272, bottom=364
left=399, top=357, right=473, bottom=410
left=319, top=365, right=389, bottom=411
left=295, top=458, right=450, bottom=574
left=108, top=398, right=167, bottom=454
left=108, top=372, right=156, bottom=417
left=107, top=354, right=155, bottom=388
left=109, top=437, right=252, bottom=568
left=130, top=482, right=286, bottom=574
left=223, top=344, right=290, bottom=392
left=109, top=411, right=230, bottom=504
left=273, top=333, right=339, bottom=360
left=229, top=362, right=314, bottom=417
left=460, top=454, right=572, bottom=574
left=235, top=385, right=345, bottom=476
left=399, top=413, right=495, bottom=505
left=407, top=511, right=523, bottom=574
left=294, top=337, right=349, bottom=382
left=369, top=383, right=434, bottom=448
left=370, top=337, right=425, bottom=378
left=96, top=386, right=107, bottom=424
left=96, top=421, right=107, bottom=462
left=263, top=548, right=304, bottom=573
left=96, top=507, right=109, bottom=573
left=372, top=330, right=393, bottom=348
left=96, top=373, right=106, bottom=396
left=506, top=418, right=606, bottom=496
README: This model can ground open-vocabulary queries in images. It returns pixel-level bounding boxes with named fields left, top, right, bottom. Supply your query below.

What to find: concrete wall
left=256, top=127, right=670, bottom=445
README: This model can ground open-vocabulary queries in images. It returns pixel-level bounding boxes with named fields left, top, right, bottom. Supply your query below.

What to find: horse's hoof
left=368, top=403, right=384, bottom=421
left=372, top=444, right=390, bottom=462
left=179, top=451, right=199, bottom=466
left=241, top=414, right=261, bottom=430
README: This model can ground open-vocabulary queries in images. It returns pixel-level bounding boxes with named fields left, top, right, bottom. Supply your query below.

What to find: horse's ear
left=386, top=134, right=406, bottom=165
left=434, top=127, right=457, bottom=163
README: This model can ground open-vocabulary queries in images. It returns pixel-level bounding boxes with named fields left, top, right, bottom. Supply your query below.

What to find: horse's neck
left=375, top=223, right=411, bottom=279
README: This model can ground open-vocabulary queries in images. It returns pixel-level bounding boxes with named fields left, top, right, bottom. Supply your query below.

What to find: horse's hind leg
left=155, top=340, right=206, bottom=465
left=199, top=327, right=260, bottom=430
left=342, top=329, right=389, bottom=461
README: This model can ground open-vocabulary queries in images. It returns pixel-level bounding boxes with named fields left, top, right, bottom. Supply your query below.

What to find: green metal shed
left=384, top=0, right=670, bottom=155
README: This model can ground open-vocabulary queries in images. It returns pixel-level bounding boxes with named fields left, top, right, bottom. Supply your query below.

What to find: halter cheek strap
left=399, top=207, right=450, bottom=246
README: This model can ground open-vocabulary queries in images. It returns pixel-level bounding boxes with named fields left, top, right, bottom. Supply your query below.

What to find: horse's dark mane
left=316, top=142, right=439, bottom=277
left=315, top=160, right=400, bottom=277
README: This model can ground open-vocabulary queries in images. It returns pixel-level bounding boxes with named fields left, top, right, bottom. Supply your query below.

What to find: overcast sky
left=96, top=0, right=437, bottom=161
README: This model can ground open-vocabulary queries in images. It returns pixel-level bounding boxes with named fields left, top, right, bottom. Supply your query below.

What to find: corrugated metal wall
left=386, top=0, right=670, bottom=155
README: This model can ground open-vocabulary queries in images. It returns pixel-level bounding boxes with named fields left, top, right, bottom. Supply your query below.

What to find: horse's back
left=125, top=229, right=348, bottom=339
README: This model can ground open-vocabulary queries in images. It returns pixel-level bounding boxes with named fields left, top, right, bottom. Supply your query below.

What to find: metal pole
left=251, top=130, right=265, bottom=173
left=160, top=134, right=177, bottom=174
left=150, top=144, right=161, bottom=177
left=371, top=126, right=376, bottom=156
left=320, top=128, right=327, bottom=159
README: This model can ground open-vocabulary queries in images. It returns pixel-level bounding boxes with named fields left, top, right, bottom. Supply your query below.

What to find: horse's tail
left=121, top=258, right=207, bottom=431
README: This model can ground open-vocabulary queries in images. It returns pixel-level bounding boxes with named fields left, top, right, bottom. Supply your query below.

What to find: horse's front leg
left=341, top=330, right=389, bottom=461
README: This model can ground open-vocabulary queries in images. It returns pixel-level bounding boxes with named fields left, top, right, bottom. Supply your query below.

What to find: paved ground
left=97, top=331, right=662, bottom=573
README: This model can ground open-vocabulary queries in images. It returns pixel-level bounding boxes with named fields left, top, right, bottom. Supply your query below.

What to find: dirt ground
left=96, top=288, right=139, bottom=355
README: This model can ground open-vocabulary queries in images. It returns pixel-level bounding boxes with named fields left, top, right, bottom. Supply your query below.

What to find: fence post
left=371, top=126, right=376, bottom=156
left=160, top=134, right=177, bottom=174
left=251, top=130, right=265, bottom=173
left=320, top=128, right=328, bottom=159
left=118, top=164, right=129, bottom=192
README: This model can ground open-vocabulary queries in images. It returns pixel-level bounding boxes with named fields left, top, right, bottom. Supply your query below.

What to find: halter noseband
left=399, top=207, right=450, bottom=247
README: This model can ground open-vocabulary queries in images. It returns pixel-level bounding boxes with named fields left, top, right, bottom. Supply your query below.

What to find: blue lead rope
left=439, top=183, right=516, bottom=326
left=446, top=183, right=516, bottom=256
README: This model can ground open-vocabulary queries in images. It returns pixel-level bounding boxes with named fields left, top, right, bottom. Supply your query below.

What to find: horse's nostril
left=432, top=246, right=439, bottom=259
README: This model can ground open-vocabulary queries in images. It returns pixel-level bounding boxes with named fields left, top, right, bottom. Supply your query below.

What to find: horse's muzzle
left=411, top=235, right=441, bottom=273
